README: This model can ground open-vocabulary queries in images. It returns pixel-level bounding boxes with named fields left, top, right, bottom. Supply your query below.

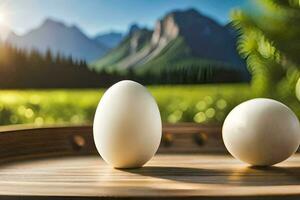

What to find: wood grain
left=0, top=124, right=299, bottom=200
left=0, top=154, right=300, bottom=199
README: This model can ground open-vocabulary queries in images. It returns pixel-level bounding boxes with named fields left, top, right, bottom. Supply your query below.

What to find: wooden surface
left=0, top=154, right=300, bottom=200
left=0, top=124, right=299, bottom=200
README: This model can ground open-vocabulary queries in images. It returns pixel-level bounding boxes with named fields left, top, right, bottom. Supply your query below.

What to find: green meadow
left=0, top=84, right=252, bottom=126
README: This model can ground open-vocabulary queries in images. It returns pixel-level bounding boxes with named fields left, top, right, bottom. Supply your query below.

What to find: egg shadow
left=121, top=165, right=300, bottom=186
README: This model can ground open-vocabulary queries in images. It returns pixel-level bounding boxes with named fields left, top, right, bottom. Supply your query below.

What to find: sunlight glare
left=0, top=13, right=5, bottom=25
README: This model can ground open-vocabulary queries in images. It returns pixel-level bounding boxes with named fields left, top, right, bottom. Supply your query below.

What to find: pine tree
left=231, top=0, right=300, bottom=99
left=45, top=48, right=53, bottom=64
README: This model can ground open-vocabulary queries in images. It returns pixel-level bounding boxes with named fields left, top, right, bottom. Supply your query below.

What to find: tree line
left=0, top=43, right=248, bottom=88
left=0, top=43, right=122, bottom=88
left=129, top=64, right=247, bottom=85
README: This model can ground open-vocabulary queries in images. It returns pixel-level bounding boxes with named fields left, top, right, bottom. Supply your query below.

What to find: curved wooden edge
left=0, top=122, right=221, bottom=134
left=0, top=195, right=299, bottom=200
left=0, top=123, right=299, bottom=163
left=0, top=123, right=225, bottom=163
left=0, top=124, right=91, bottom=133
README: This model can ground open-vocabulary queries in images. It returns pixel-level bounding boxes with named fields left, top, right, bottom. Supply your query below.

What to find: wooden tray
left=0, top=124, right=299, bottom=200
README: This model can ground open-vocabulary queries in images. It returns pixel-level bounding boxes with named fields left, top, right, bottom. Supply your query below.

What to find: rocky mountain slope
left=92, top=9, right=248, bottom=79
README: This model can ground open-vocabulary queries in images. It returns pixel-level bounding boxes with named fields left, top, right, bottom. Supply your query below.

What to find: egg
left=222, top=98, right=300, bottom=166
left=93, top=80, right=162, bottom=168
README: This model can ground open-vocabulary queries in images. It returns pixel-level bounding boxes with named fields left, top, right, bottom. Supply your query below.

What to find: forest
left=0, top=42, right=247, bottom=88
left=0, top=44, right=122, bottom=88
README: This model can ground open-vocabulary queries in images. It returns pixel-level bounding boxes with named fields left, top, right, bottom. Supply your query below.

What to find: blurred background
left=0, top=0, right=299, bottom=127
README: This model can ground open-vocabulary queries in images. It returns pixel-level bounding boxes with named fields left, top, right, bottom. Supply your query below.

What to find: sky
left=0, top=0, right=248, bottom=37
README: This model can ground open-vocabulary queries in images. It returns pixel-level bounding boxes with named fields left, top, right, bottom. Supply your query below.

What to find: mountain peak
left=128, top=23, right=140, bottom=35
left=6, top=18, right=108, bottom=62
left=169, top=8, right=200, bottom=17
left=42, top=18, right=66, bottom=28
left=151, top=8, right=223, bottom=47
left=70, top=24, right=83, bottom=33
left=185, top=8, right=199, bottom=14
left=165, top=8, right=217, bottom=28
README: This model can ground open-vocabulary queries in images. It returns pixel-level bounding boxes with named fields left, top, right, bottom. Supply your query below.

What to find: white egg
left=222, top=98, right=300, bottom=166
left=93, top=80, right=162, bottom=168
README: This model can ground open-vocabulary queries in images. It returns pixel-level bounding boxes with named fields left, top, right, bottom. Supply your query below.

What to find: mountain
left=92, top=25, right=153, bottom=72
left=94, top=31, right=123, bottom=49
left=225, top=22, right=239, bottom=39
left=128, top=23, right=141, bottom=35
left=92, top=9, right=248, bottom=80
left=6, top=19, right=109, bottom=62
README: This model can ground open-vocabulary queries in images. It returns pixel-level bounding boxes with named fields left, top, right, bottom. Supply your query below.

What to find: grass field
left=0, top=84, right=252, bottom=126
